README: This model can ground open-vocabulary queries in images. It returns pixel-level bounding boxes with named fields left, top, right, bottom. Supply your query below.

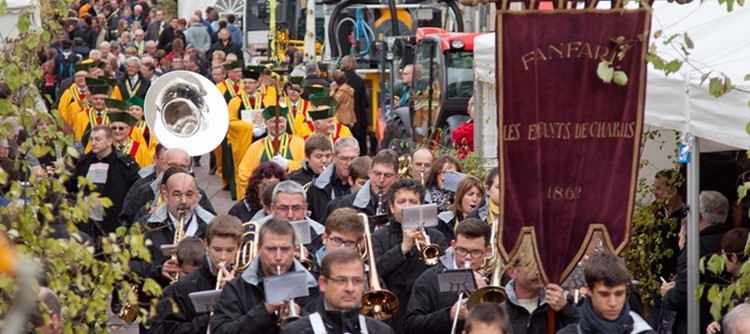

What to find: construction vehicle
left=381, top=27, right=485, bottom=153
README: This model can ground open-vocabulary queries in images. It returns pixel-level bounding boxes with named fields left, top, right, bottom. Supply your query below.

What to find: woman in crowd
left=227, top=162, right=288, bottom=221
left=437, top=175, right=486, bottom=241
left=424, top=155, right=462, bottom=211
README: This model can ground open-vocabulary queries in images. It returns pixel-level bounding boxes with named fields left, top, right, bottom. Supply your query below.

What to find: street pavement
left=109, top=153, right=234, bottom=333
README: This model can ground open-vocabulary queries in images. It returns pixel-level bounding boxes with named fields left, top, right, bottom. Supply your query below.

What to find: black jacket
left=307, top=164, right=351, bottom=223
left=150, top=257, right=216, bottom=333
left=227, top=200, right=256, bottom=223
left=280, top=297, right=395, bottom=334
left=130, top=206, right=213, bottom=287
left=118, top=177, right=216, bottom=226
left=209, top=258, right=320, bottom=334
left=326, top=181, right=380, bottom=227
left=118, top=73, right=151, bottom=100
left=289, top=161, right=317, bottom=188
left=503, top=280, right=578, bottom=334
left=344, top=70, right=369, bottom=145
left=64, top=148, right=140, bottom=235
left=208, top=40, right=242, bottom=60
left=664, top=223, right=729, bottom=334
left=403, top=251, right=466, bottom=334
left=371, top=218, right=448, bottom=334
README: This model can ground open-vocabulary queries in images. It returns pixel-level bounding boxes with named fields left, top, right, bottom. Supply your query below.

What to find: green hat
left=262, top=106, right=289, bottom=121
left=107, top=111, right=139, bottom=126
left=85, top=77, right=106, bottom=87
left=104, top=98, right=130, bottom=111
left=88, top=60, right=105, bottom=70
left=304, top=85, right=329, bottom=96
left=224, top=60, right=244, bottom=70
left=242, top=67, right=261, bottom=80
left=308, top=107, right=335, bottom=121
left=289, top=76, right=304, bottom=86
left=88, top=85, right=111, bottom=95
left=309, top=94, right=337, bottom=107
left=127, top=96, right=144, bottom=109
left=99, top=76, right=118, bottom=88
left=73, top=62, right=90, bottom=73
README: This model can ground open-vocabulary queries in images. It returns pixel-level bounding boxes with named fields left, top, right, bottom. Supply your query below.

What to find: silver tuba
left=144, top=70, right=229, bottom=157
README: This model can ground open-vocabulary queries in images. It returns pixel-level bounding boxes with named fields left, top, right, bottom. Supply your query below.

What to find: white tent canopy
left=473, top=0, right=750, bottom=153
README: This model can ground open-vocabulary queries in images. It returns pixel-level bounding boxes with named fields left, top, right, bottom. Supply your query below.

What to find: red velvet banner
left=497, top=10, right=651, bottom=284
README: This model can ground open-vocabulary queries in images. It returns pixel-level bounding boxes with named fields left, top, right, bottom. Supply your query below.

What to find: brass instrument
left=467, top=220, right=507, bottom=308
left=416, top=223, right=443, bottom=267
left=144, top=70, right=229, bottom=157
left=118, top=283, right=139, bottom=323
left=234, top=222, right=259, bottom=275
left=420, top=172, right=425, bottom=185
left=359, top=213, right=399, bottom=320
left=375, top=188, right=386, bottom=216
left=214, top=261, right=226, bottom=290
left=171, top=209, right=187, bottom=283
left=398, top=154, right=411, bottom=178
left=298, top=244, right=314, bottom=272
left=277, top=265, right=302, bottom=327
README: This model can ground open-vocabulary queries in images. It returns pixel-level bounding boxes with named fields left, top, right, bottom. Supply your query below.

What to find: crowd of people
left=3, top=1, right=750, bottom=334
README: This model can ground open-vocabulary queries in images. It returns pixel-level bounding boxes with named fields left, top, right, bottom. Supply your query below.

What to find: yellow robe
left=116, top=137, right=152, bottom=167
left=227, top=93, right=260, bottom=199
left=215, top=79, right=245, bottom=187
left=57, top=85, right=89, bottom=125
left=284, top=97, right=312, bottom=137
left=236, top=134, right=305, bottom=199
left=299, top=120, right=354, bottom=144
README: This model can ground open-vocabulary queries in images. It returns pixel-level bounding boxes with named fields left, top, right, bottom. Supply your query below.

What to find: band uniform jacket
left=403, top=249, right=467, bottom=334
left=209, top=258, right=320, bottom=334
left=289, top=161, right=317, bottom=188
left=323, top=181, right=378, bottom=229
left=371, top=218, right=449, bottom=334
left=118, top=177, right=216, bottom=227
left=306, top=164, right=350, bottom=223
left=280, top=296, right=395, bottom=334
left=149, top=256, right=216, bottom=333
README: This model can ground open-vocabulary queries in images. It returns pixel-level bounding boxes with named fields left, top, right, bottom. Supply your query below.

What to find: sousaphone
left=144, top=70, right=229, bottom=156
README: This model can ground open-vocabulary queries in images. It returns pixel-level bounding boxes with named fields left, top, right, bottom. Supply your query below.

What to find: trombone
left=359, top=213, right=399, bottom=320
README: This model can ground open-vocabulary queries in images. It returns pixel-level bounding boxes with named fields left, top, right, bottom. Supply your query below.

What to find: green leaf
left=709, top=78, right=725, bottom=97
left=696, top=284, right=705, bottom=299
left=597, top=61, right=614, bottom=84
left=707, top=284, right=720, bottom=302
left=664, top=60, right=683, bottom=76
left=744, top=74, right=750, bottom=81
left=17, top=15, right=31, bottom=34
left=706, top=254, right=725, bottom=275
left=613, top=71, right=628, bottom=86
left=653, top=30, right=662, bottom=39
left=700, top=257, right=706, bottom=274
left=738, top=185, right=748, bottom=204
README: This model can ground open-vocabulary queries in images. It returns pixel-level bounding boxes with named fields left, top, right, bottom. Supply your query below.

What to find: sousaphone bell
left=144, top=70, right=229, bottom=156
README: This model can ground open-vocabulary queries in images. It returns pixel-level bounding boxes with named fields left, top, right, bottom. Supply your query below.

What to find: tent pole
left=687, top=135, right=700, bottom=334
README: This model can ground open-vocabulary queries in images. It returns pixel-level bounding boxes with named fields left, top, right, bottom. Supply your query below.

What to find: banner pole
left=686, top=135, right=700, bottom=334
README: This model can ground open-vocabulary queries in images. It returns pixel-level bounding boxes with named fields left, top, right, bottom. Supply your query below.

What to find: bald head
left=163, top=148, right=191, bottom=171
left=164, top=172, right=200, bottom=217
left=410, top=147, right=434, bottom=178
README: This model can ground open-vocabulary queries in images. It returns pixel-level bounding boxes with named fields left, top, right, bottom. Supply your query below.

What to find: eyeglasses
left=454, top=246, right=485, bottom=258
left=275, top=205, right=306, bottom=213
left=111, top=126, right=129, bottom=131
left=324, top=276, right=366, bottom=286
left=328, top=236, right=358, bottom=248
left=371, top=170, right=396, bottom=179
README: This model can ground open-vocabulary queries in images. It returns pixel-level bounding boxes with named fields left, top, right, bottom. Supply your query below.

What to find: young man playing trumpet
left=150, top=215, right=244, bottom=333
left=210, top=218, right=320, bottom=334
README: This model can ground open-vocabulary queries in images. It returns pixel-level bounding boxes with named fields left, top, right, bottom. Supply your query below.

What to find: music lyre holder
left=189, top=290, right=222, bottom=313
left=437, top=269, right=477, bottom=294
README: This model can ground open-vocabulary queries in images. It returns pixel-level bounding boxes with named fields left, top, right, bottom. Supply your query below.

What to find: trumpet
left=277, top=265, right=302, bottom=327
left=467, top=220, right=507, bottom=308
left=415, top=223, right=443, bottom=266
left=359, top=213, right=399, bottom=320
left=118, top=284, right=139, bottom=323
left=419, top=172, right=425, bottom=185
left=234, top=222, right=259, bottom=275
left=215, top=261, right=227, bottom=290
left=171, top=209, right=187, bottom=283
left=298, top=244, right=314, bottom=271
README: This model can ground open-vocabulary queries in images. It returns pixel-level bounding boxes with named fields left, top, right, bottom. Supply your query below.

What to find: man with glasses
left=404, top=218, right=492, bottom=334
left=326, top=149, right=401, bottom=225
left=119, top=148, right=216, bottom=226
left=312, top=208, right=364, bottom=275
left=372, top=178, right=448, bottom=334
left=307, top=137, right=359, bottom=223
left=254, top=180, right=325, bottom=259
left=281, top=248, right=395, bottom=334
